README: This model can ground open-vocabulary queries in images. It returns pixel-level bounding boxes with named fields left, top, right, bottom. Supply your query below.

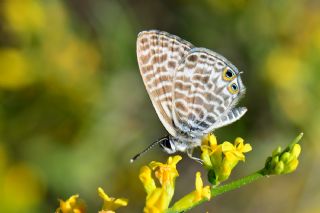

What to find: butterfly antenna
left=130, top=136, right=168, bottom=163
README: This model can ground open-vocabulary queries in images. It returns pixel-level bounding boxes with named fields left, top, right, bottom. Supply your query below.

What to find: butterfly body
left=136, top=30, right=247, bottom=155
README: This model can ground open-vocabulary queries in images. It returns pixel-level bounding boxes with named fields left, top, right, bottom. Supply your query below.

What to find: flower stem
left=211, top=169, right=265, bottom=197
left=166, top=169, right=266, bottom=213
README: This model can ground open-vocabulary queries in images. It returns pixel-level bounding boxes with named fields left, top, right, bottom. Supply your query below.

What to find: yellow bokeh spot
left=265, top=50, right=303, bottom=91
left=2, top=164, right=44, bottom=212
left=0, top=145, right=8, bottom=173
left=0, top=49, right=34, bottom=89
left=3, top=0, right=45, bottom=33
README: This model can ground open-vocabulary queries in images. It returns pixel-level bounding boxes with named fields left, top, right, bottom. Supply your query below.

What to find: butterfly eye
left=228, top=83, right=239, bottom=94
left=223, top=68, right=236, bottom=81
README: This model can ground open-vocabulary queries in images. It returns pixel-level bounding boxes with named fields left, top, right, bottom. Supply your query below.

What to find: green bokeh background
left=0, top=0, right=319, bottom=212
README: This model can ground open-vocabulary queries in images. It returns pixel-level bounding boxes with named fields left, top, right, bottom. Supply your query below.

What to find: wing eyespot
left=222, top=67, right=236, bottom=81
left=228, top=82, right=239, bottom=94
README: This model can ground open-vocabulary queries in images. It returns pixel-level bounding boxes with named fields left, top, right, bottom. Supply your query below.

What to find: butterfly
left=131, top=30, right=246, bottom=162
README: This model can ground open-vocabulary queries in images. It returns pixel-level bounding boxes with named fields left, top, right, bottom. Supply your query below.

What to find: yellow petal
left=149, top=161, right=164, bottom=171
left=242, top=144, right=252, bottom=153
left=286, top=159, right=299, bottom=173
left=195, top=172, right=203, bottom=191
left=139, top=166, right=156, bottom=195
left=98, top=188, right=111, bottom=202
left=234, top=137, right=244, bottom=146
left=291, top=144, right=301, bottom=158
left=152, top=155, right=181, bottom=185
left=98, top=188, right=128, bottom=211
left=225, top=150, right=244, bottom=161
left=56, top=194, right=86, bottom=213
left=221, top=142, right=235, bottom=152
left=202, top=134, right=210, bottom=146
left=209, top=134, right=218, bottom=148
left=168, top=155, right=182, bottom=166
left=170, top=172, right=211, bottom=212
left=200, top=147, right=213, bottom=168
left=144, top=188, right=172, bottom=213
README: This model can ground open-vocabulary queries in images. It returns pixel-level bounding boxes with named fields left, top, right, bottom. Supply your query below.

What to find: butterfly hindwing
left=172, top=48, right=246, bottom=137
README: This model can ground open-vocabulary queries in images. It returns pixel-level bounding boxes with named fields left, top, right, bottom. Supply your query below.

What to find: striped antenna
left=130, top=136, right=169, bottom=163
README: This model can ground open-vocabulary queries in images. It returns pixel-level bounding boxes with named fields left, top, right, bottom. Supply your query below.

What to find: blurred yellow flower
left=0, top=145, right=8, bottom=173
left=1, top=163, right=44, bottom=212
left=171, top=172, right=211, bottom=211
left=201, top=134, right=252, bottom=184
left=56, top=195, right=86, bottom=213
left=0, top=49, right=34, bottom=89
left=3, top=0, right=45, bottom=34
left=264, top=48, right=313, bottom=125
left=49, top=39, right=101, bottom=81
left=98, top=187, right=128, bottom=213
left=139, top=155, right=182, bottom=213
left=265, top=49, right=304, bottom=91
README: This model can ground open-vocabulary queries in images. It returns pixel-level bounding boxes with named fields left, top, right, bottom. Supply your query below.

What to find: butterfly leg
left=187, top=148, right=203, bottom=164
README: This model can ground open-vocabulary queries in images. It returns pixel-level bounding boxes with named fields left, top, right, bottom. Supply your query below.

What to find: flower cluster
left=139, top=155, right=211, bottom=212
left=98, top=188, right=128, bottom=213
left=139, top=155, right=181, bottom=212
left=264, top=134, right=302, bottom=175
left=201, top=134, right=252, bottom=185
left=56, top=188, right=127, bottom=213
left=55, top=133, right=303, bottom=213
left=56, top=195, right=86, bottom=213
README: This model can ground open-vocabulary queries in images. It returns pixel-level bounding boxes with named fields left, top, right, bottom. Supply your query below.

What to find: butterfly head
left=159, top=137, right=176, bottom=154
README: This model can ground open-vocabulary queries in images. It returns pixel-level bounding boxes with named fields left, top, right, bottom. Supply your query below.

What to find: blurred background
left=0, top=0, right=319, bottom=212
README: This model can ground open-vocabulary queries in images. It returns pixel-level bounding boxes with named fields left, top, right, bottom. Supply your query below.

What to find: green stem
left=287, top=132, right=303, bottom=151
left=212, top=169, right=265, bottom=197
left=166, top=169, right=266, bottom=213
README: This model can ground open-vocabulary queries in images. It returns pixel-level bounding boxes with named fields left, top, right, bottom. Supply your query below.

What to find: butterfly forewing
left=136, top=30, right=194, bottom=136
left=172, top=48, right=246, bottom=136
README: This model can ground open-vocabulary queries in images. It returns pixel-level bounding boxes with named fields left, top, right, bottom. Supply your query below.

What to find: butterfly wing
left=137, top=30, right=194, bottom=136
left=172, top=48, right=246, bottom=137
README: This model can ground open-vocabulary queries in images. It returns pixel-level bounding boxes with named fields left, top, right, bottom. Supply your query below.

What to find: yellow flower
left=149, top=155, right=181, bottom=186
left=0, top=49, right=34, bottom=89
left=201, top=134, right=221, bottom=169
left=194, top=172, right=211, bottom=201
left=3, top=0, right=45, bottom=34
left=56, top=195, right=86, bottom=213
left=222, top=137, right=252, bottom=161
left=201, top=134, right=252, bottom=184
left=171, top=172, right=211, bottom=212
left=98, top=187, right=128, bottom=213
left=139, top=155, right=182, bottom=213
